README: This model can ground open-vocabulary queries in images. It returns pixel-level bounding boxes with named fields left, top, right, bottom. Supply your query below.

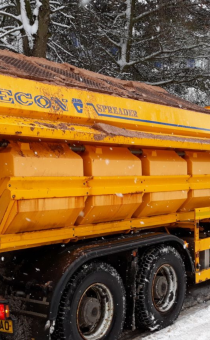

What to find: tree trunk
left=33, top=0, right=50, bottom=58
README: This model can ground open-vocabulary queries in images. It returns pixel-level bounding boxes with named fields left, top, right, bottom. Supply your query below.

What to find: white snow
left=79, top=211, right=85, bottom=217
left=116, top=193, right=123, bottom=197
left=142, top=301, right=210, bottom=340
left=80, top=0, right=91, bottom=6
left=19, top=0, right=41, bottom=49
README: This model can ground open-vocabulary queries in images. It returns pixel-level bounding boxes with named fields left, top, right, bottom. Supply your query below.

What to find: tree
left=82, top=0, right=210, bottom=81
left=0, top=0, right=74, bottom=57
left=1, top=0, right=210, bottom=105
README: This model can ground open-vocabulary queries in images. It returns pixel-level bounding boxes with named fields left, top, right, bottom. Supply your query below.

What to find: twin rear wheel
left=54, top=246, right=186, bottom=340
left=136, top=245, right=186, bottom=331
left=55, top=262, right=126, bottom=340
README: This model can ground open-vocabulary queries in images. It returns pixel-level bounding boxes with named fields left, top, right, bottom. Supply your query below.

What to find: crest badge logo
left=72, top=98, right=83, bottom=113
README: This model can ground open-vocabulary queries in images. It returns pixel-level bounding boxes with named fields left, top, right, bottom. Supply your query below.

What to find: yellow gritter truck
left=1, top=50, right=210, bottom=339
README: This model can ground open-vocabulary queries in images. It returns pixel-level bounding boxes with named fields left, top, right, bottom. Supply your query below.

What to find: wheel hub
left=152, top=264, right=178, bottom=313
left=154, top=276, right=168, bottom=299
left=79, top=297, right=101, bottom=327
left=77, top=283, right=114, bottom=340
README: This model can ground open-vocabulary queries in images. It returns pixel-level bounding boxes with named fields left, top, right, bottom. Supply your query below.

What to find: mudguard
left=1, top=232, right=193, bottom=339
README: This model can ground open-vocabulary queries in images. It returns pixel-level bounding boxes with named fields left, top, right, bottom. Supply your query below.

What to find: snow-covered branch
left=0, top=11, right=21, bottom=22
left=51, top=20, right=70, bottom=29
left=134, top=0, right=184, bottom=22
left=50, top=40, right=73, bottom=57
left=0, top=25, right=23, bottom=39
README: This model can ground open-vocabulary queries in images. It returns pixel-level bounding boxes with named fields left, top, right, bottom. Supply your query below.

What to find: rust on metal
left=0, top=50, right=208, bottom=114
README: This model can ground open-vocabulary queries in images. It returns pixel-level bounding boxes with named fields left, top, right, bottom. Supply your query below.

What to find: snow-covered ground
left=140, top=301, right=210, bottom=340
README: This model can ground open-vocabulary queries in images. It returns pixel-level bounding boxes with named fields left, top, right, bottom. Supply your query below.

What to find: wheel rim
left=77, top=283, right=114, bottom=340
left=152, top=264, right=178, bottom=313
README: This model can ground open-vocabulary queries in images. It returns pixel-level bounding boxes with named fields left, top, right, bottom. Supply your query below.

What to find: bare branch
left=50, top=40, right=73, bottom=57
left=48, top=42, right=64, bottom=62
left=51, top=20, right=70, bottom=29
left=134, top=0, right=184, bottom=22
left=0, top=11, right=21, bottom=22
left=0, top=25, right=23, bottom=39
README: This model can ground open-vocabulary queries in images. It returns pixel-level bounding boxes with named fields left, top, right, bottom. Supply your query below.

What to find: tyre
left=55, top=262, right=126, bottom=340
left=136, top=245, right=186, bottom=331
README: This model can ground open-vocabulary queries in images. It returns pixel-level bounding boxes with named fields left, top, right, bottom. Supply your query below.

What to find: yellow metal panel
left=7, top=174, right=210, bottom=201
left=4, top=197, right=85, bottom=234
left=188, top=175, right=210, bottom=189
left=2, top=73, right=210, bottom=140
left=6, top=175, right=192, bottom=201
left=140, top=149, right=187, bottom=176
left=0, top=141, right=83, bottom=178
left=195, top=268, right=210, bottom=283
left=180, top=189, right=210, bottom=211
left=1, top=202, right=18, bottom=234
left=88, top=175, right=190, bottom=195
left=76, top=193, right=142, bottom=225
left=0, top=211, right=194, bottom=253
left=195, top=238, right=210, bottom=252
left=0, top=228, right=76, bottom=252
left=195, top=207, right=210, bottom=220
left=134, top=191, right=188, bottom=218
left=1, top=115, right=210, bottom=151
left=8, top=177, right=89, bottom=199
left=185, top=151, right=210, bottom=175
left=82, top=145, right=142, bottom=176
left=0, top=191, right=11, bottom=225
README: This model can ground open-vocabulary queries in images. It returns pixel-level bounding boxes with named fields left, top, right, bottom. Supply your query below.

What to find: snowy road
left=133, top=300, right=210, bottom=340
left=121, top=280, right=210, bottom=340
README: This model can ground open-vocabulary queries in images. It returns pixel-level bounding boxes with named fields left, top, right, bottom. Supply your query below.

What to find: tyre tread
left=136, top=245, right=186, bottom=331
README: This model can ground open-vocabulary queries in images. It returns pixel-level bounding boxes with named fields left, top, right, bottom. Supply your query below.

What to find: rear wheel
left=55, top=262, right=126, bottom=340
left=136, top=245, right=186, bottom=331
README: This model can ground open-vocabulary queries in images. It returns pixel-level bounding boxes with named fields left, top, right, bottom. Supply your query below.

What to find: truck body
left=0, top=50, right=210, bottom=339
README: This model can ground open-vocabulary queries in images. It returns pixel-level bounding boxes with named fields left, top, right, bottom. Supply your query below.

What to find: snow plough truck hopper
left=1, top=51, right=210, bottom=339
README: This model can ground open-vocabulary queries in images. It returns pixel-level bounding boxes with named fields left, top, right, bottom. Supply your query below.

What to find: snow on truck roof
left=0, top=49, right=208, bottom=114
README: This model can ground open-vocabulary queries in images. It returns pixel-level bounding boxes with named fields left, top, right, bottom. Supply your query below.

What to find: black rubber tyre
left=136, top=245, right=186, bottom=331
left=54, top=262, right=126, bottom=340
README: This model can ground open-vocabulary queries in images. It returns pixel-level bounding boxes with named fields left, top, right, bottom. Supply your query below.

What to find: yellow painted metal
left=3, top=173, right=210, bottom=236
left=76, top=193, right=143, bottom=225
left=82, top=145, right=142, bottom=176
left=0, top=211, right=194, bottom=252
left=1, top=74, right=210, bottom=140
left=0, top=141, right=86, bottom=234
left=134, top=150, right=188, bottom=217
left=6, top=174, right=210, bottom=200
left=134, top=191, right=188, bottom=218
left=77, top=145, right=143, bottom=224
left=140, top=149, right=187, bottom=176
left=4, top=72, right=210, bottom=289
left=193, top=208, right=210, bottom=283
left=2, top=197, right=85, bottom=234
left=88, top=175, right=191, bottom=195
left=181, top=152, right=210, bottom=211
left=195, top=238, right=210, bottom=252
left=195, top=207, right=210, bottom=220
left=0, top=141, right=83, bottom=178
left=195, top=268, right=210, bottom=284
left=1, top=115, right=210, bottom=151
left=1, top=74, right=210, bottom=151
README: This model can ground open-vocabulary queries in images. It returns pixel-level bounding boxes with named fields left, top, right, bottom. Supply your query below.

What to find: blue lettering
left=34, top=95, right=51, bottom=109
left=72, top=98, right=83, bottom=113
left=0, top=89, right=14, bottom=104
left=15, top=92, right=33, bottom=106
left=51, top=97, right=68, bottom=111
